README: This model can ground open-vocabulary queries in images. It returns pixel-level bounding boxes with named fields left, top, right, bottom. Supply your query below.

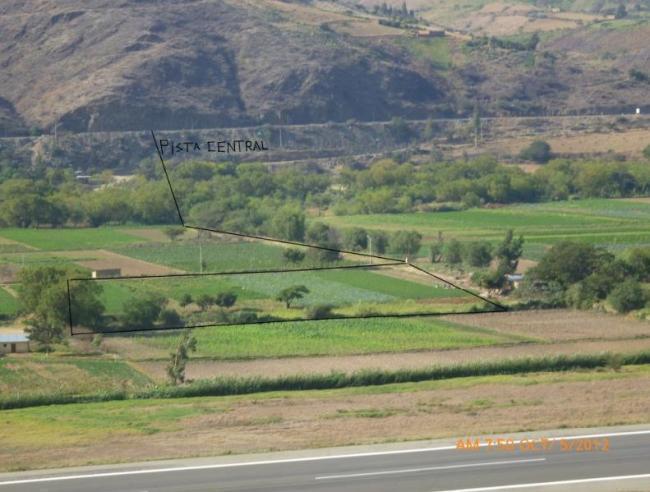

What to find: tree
left=18, top=267, right=104, bottom=350
left=390, top=230, right=422, bottom=259
left=464, top=241, right=493, bottom=267
left=388, top=117, right=413, bottom=143
left=519, top=140, right=552, bottom=163
left=494, top=230, right=524, bottom=274
left=122, top=294, right=167, bottom=330
left=166, top=329, right=197, bottom=385
left=444, top=239, right=463, bottom=264
left=306, top=222, right=341, bottom=263
left=530, top=242, right=609, bottom=288
left=215, top=291, right=237, bottom=309
left=608, top=280, right=645, bottom=313
left=627, top=248, right=650, bottom=281
left=276, top=285, right=310, bottom=308
left=163, top=226, right=185, bottom=241
left=368, top=231, right=389, bottom=255
left=196, top=294, right=215, bottom=312
left=179, top=293, right=193, bottom=307
left=343, top=227, right=368, bottom=251
left=271, top=206, right=306, bottom=241
left=615, top=2, right=627, bottom=18
left=283, top=248, right=306, bottom=264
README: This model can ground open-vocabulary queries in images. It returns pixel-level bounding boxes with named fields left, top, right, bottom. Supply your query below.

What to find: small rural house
left=0, top=333, right=30, bottom=354
left=505, top=273, right=524, bottom=289
left=91, top=268, right=121, bottom=279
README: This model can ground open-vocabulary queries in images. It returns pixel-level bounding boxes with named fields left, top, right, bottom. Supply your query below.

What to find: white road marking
left=315, top=458, right=546, bottom=480
left=0, top=430, right=649, bottom=486
left=432, top=473, right=650, bottom=491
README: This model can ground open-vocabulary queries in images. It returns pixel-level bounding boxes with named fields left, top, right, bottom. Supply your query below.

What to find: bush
left=160, top=309, right=184, bottom=327
left=283, top=248, right=306, bottom=264
left=179, top=293, right=193, bottom=307
left=519, top=140, right=552, bottom=163
left=390, top=230, right=422, bottom=259
left=122, top=294, right=167, bottom=330
left=306, top=304, right=335, bottom=320
left=608, top=280, right=646, bottom=313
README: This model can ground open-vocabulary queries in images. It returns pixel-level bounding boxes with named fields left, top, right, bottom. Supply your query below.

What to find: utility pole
left=367, top=234, right=372, bottom=265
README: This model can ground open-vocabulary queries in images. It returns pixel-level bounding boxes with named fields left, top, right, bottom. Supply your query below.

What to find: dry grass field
left=2, top=365, right=649, bottom=471
left=443, top=309, right=650, bottom=342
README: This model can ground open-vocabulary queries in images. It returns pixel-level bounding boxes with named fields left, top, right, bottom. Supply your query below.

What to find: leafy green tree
left=464, top=241, right=493, bottom=267
left=306, top=222, right=341, bottom=263
left=343, top=227, right=368, bottom=251
left=390, top=230, right=422, bottom=259
left=627, top=248, right=650, bottom=281
left=388, top=117, right=413, bottom=143
left=444, top=239, right=463, bottom=264
left=643, top=145, right=650, bottom=160
left=368, top=231, right=389, bottom=255
left=283, top=248, right=306, bottom=264
left=166, top=329, right=197, bottom=385
left=18, top=267, right=104, bottom=350
left=276, top=285, right=310, bottom=308
left=530, top=242, right=609, bottom=287
left=271, top=206, right=306, bottom=241
left=179, top=293, right=193, bottom=307
left=608, top=280, right=645, bottom=313
left=520, top=140, right=552, bottom=163
left=122, top=294, right=167, bottom=330
left=494, top=230, right=524, bottom=274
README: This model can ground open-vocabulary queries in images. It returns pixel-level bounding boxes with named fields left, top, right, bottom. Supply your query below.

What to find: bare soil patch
left=136, top=338, right=650, bottom=382
left=57, top=249, right=185, bottom=276
left=3, top=368, right=649, bottom=471
left=444, top=309, right=650, bottom=342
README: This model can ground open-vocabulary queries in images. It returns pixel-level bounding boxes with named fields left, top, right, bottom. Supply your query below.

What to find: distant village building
left=91, top=268, right=121, bottom=279
left=0, top=334, right=30, bottom=354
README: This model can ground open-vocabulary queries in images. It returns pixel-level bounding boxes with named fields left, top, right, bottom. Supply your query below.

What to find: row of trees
left=4, top=155, right=650, bottom=229
left=521, top=242, right=650, bottom=313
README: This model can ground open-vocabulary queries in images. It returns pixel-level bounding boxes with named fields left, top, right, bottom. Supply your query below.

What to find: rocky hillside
left=0, top=0, right=446, bottom=134
left=0, top=0, right=648, bottom=137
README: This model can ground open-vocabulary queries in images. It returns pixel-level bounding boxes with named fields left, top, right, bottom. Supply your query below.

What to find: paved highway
left=1, top=426, right=649, bottom=491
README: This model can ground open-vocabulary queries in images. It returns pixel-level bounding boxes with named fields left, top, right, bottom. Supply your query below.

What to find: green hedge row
left=2, top=351, right=649, bottom=410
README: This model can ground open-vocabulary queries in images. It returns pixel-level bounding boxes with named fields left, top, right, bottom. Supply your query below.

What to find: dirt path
left=134, top=337, right=650, bottom=382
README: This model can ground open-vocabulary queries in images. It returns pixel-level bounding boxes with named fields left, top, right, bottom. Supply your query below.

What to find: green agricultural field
left=111, top=241, right=294, bottom=273
left=130, top=317, right=523, bottom=359
left=0, top=227, right=148, bottom=251
left=0, top=287, right=19, bottom=317
left=316, top=269, right=466, bottom=299
left=323, top=199, right=650, bottom=260
left=0, top=357, right=151, bottom=400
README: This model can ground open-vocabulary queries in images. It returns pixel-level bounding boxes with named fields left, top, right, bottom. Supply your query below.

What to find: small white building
left=506, top=273, right=525, bottom=289
left=91, top=268, right=121, bottom=279
left=0, top=334, right=30, bottom=354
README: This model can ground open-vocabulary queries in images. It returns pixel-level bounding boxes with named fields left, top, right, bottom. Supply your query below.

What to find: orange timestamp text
left=456, top=436, right=610, bottom=453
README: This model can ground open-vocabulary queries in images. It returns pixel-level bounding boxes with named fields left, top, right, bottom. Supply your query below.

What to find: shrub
left=179, top=293, right=193, bottom=307
left=307, top=304, right=335, bottom=319
left=608, top=280, right=646, bottom=313
left=160, top=309, right=184, bottom=327
left=283, top=248, right=305, bottom=264
left=444, top=239, right=463, bottom=264
left=519, top=140, right=552, bottom=163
